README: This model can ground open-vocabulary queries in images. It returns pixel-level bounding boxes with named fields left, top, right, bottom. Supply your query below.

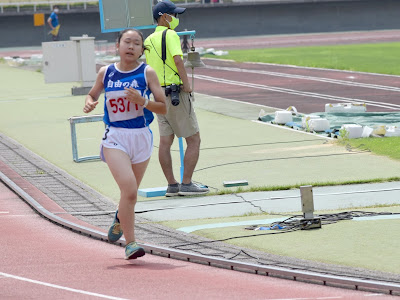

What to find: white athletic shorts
left=100, top=126, right=153, bottom=164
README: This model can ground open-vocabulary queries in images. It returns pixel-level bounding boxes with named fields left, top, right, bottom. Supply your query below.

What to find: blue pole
left=179, top=137, right=184, bottom=183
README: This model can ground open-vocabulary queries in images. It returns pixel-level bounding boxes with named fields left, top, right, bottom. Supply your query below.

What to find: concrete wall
left=1, top=0, right=400, bottom=48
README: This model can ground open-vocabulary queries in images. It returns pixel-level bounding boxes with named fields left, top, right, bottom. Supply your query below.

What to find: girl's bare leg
left=103, top=148, right=150, bottom=244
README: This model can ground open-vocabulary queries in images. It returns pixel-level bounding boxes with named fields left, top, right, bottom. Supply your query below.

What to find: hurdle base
left=72, top=86, right=92, bottom=96
left=138, top=186, right=167, bottom=197
left=223, top=180, right=248, bottom=187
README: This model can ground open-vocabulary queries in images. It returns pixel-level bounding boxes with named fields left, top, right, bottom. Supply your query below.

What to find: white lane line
left=0, top=272, right=129, bottom=300
left=206, top=65, right=400, bottom=92
left=1, top=215, right=40, bottom=217
left=195, top=74, right=400, bottom=110
left=262, top=296, right=342, bottom=300
left=261, top=295, right=384, bottom=300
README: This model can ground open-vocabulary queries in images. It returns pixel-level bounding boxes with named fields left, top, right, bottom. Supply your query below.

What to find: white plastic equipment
left=308, top=118, right=330, bottom=132
left=302, top=115, right=320, bottom=129
left=274, top=110, right=293, bottom=124
left=325, top=103, right=367, bottom=113
left=341, top=124, right=363, bottom=138
left=361, top=126, right=374, bottom=138
left=385, top=126, right=400, bottom=137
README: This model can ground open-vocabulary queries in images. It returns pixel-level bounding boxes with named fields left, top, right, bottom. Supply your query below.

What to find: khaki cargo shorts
left=157, top=91, right=199, bottom=138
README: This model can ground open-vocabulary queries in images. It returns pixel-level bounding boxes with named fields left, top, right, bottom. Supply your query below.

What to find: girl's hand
left=84, top=66, right=106, bottom=113
left=83, top=99, right=98, bottom=113
left=124, top=87, right=145, bottom=106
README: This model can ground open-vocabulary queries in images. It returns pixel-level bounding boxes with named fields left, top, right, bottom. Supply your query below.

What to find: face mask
left=167, top=15, right=179, bottom=30
left=54, top=9, right=59, bottom=13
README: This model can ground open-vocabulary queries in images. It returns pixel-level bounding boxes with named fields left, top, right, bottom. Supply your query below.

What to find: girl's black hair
left=117, top=29, right=149, bottom=51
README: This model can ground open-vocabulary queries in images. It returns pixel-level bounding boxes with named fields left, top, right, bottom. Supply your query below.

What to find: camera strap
left=149, top=29, right=182, bottom=86
left=161, top=29, right=167, bottom=63
left=149, top=29, right=180, bottom=86
left=161, top=29, right=181, bottom=85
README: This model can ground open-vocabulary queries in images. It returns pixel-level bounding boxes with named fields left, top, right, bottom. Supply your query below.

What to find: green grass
left=204, top=176, right=400, bottom=196
left=205, top=42, right=400, bottom=75
left=345, top=137, right=400, bottom=160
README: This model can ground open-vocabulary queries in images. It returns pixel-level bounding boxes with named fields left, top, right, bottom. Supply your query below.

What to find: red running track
left=0, top=180, right=392, bottom=299
left=193, top=59, right=400, bottom=114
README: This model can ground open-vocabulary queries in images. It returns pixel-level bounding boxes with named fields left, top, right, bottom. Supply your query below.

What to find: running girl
left=83, top=29, right=166, bottom=259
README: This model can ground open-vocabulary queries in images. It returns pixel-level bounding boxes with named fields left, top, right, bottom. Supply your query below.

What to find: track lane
left=192, top=59, right=400, bottom=113
left=1, top=180, right=392, bottom=300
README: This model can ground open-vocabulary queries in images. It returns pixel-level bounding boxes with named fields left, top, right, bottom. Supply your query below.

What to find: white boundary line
left=0, top=272, right=129, bottom=300
left=204, top=56, right=400, bottom=79
left=207, top=65, right=400, bottom=93
left=195, top=74, right=400, bottom=110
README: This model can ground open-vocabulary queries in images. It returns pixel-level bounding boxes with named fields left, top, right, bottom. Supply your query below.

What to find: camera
left=165, top=84, right=180, bottom=106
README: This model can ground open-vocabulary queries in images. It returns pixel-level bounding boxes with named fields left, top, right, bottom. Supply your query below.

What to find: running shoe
left=178, top=182, right=209, bottom=196
left=108, top=210, right=123, bottom=243
left=125, top=242, right=145, bottom=260
left=165, top=183, right=180, bottom=197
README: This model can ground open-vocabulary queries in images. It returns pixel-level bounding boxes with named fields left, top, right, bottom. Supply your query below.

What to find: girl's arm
left=124, top=66, right=167, bottom=115
left=83, top=66, right=106, bottom=113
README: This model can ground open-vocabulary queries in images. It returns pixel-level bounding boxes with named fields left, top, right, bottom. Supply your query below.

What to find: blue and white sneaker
left=108, top=210, right=123, bottom=243
left=125, top=242, right=145, bottom=260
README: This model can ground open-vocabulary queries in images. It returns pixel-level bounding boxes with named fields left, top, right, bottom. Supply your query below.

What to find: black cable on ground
left=153, top=139, right=323, bottom=152
left=170, top=211, right=400, bottom=256
left=171, top=226, right=302, bottom=250
left=194, top=151, right=369, bottom=173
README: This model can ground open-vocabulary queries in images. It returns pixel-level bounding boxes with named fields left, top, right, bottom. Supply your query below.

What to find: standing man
left=47, top=5, right=60, bottom=41
left=144, top=0, right=209, bottom=196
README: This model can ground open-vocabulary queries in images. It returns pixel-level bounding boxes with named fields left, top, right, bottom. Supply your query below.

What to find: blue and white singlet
left=102, top=62, right=154, bottom=128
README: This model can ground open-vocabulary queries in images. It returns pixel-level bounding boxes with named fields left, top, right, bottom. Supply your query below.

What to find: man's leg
left=178, top=132, right=209, bottom=196
left=54, top=25, right=60, bottom=41
left=159, top=134, right=178, bottom=185
left=182, top=132, right=200, bottom=184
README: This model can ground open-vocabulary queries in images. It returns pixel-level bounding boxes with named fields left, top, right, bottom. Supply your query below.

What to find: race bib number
left=105, top=90, right=144, bottom=122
